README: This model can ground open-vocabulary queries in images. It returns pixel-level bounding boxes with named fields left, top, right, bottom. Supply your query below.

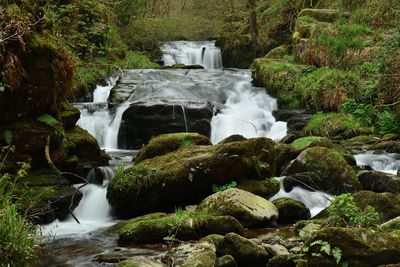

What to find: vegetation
left=211, top=181, right=238, bottom=193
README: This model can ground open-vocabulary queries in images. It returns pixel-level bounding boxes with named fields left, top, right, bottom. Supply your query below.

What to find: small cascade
left=210, top=77, right=287, bottom=143
left=103, top=102, right=131, bottom=150
left=180, top=104, right=188, bottom=132
left=270, top=177, right=333, bottom=217
left=41, top=167, right=116, bottom=238
left=355, top=151, right=400, bottom=175
left=161, top=41, right=223, bottom=69
left=93, top=77, right=119, bottom=102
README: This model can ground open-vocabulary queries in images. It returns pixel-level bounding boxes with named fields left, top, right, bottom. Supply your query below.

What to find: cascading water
left=161, top=41, right=223, bottom=69
left=355, top=151, right=400, bottom=175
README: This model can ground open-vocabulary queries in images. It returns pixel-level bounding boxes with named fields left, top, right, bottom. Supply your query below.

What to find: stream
left=39, top=41, right=399, bottom=266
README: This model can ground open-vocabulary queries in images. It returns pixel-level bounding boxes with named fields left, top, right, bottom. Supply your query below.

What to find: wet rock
left=272, top=197, right=311, bottom=224
left=279, top=134, right=297, bottom=145
left=276, top=143, right=296, bottom=175
left=263, top=244, right=290, bottom=257
left=93, top=254, right=128, bottom=263
left=58, top=102, right=80, bottom=130
left=116, top=212, right=244, bottom=245
left=114, top=257, right=166, bottom=267
left=283, top=172, right=322, bottom=192
left=237, top=179, right=280, bottom=199
left=283, top=147, right=361, bottom=194
left=357, top=170, right=400, bottom=194
left=168, top=241, right=216, bottom=267
left=272, top=109, right=312, bottom=138
left=135, top=133, right=212, bottom=163
left=118, top=99, right=213, bottom=149
left=266, top=255, right=296, bottom=267
left=218, top=134, right=247, bottom=144
left=299, top=227, right=400, bottom=266
left=217, top=233, right=270, bottom=267
left=197, top=188, right=278, bottom=228
left=215, top=255, right=237, bottom=267
left=107, top=138, right=276, bottom=217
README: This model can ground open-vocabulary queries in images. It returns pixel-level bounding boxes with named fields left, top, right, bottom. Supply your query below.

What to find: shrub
left=211, top=181, right=237, bottom=193
left=377, top=110, right=400, bottom=135
left=341, top=98, right=377, bottom=126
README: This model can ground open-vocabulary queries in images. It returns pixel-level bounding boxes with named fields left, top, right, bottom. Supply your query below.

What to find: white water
left=161, top=41, right=223, bottom=69
left=41, top=167, right=117, bottom=239
left=355, top=151, right=400, bottom=175
left=210, top=76, right=287, bottom=143
left=270, top=177, right=333, bottom=217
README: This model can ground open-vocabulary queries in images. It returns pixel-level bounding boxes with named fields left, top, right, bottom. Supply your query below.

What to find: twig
left=374, top=100, right=400, bottom=108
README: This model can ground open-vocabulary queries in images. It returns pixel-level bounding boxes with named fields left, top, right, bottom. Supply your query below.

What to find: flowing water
left=355, top=151, right=400, bottom=175
left=39, top=41, right=376, bottom=265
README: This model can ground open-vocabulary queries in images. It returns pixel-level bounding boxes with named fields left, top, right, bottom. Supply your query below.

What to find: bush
left=377, top=110, right=400, bottom=135
left=341, top=98, right=377, bottom=126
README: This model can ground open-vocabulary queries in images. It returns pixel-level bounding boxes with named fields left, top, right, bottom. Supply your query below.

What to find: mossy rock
left=297, top=9, right=346, bottom=23
left=196, top=188, right=278, bottom=228
left=283, top=147, right=361, bottom=194
left=114, top=257, right=166, bottom=267
left=353, top=191, right=400, bottom=223
left=58, top=102, right=80, bottom=130
left=215, top=255, right=237, bottom=267
left=167, top=241, right=216, bottom=267
left=299, top=227, right=400, bottom=266
left=283, top=172, right=322, bottom=192
left=272, top=197, right=311, bottom=224
left=381, top=216, right=400, bottom=232
left=218, top=134, right=247, bottom=144
left=201, top=234, right=224, bottom=248
left=18, top=169, right=69, bottom=186
left=266, top=255, right=296, bottom=267
left=107, top=138, right=276, bottom=217
left=357, top=170, right=400, bottom=194
left=276, top=143, right=296, bottom=175
left=265, top=45, right=290, bottom=59
left=290, top=136, right=331, bottom=151
left=134, top=133, right=212, bottom=163
left=217, top=232, right=270, bottom=267
left=117, top=212, right=244, bottom=245
left=237, top=179, right=280, bottom=199
left=383, top=134, right=400, bottom=141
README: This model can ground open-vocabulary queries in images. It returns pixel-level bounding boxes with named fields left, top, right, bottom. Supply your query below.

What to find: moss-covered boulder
left=283, top=172, right=322, bottom=192
left=134, top=133, right=212, bottom=163
left=289, top=136, right=333, bottom=152
left=217, top=232, right=270, bottom=267
left=272, top=198, right=311, bottom=224
left=352, top=191, right=400, bottom=222
left=357, top=170, right=400, bottom=194
left=265, top=45, right=290, bottom=59
left=18, top=170, right=82, bottom=224
left=215, top=255, right=237, bottom=267
left=266, top=255, right=296, bottom=267
left=107, top=138, right=276, bottom=217
left=283, top=147, right=361, bottom=194
left=237, top=179, right=280, bottom=199
left=196, top=188, right=278, bottom=228
left=58, top=102, right=80, bottom=130
left=114, top=257, right=166, bottom=267
left=218, top=135, right=247, bottom=144
left=167, top=241, right=216, bottom=267
left=299, top=227, right=400, bottom=266
left=116, top=212, right=244, bottom=245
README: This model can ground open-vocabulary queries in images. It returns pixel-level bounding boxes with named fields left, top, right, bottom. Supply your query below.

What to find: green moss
left=304, top=112, right=374, bottom=138
left=291, top=136, right=329, bottom=150
left=297, top=9, right=345, bottom=23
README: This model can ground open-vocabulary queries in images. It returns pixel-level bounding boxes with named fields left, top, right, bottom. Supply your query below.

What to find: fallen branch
left=45, top=135, right=88, bottom=224
left=374, top=100, right=400, bottom=108
left=83, top=63, right=124, bottom=79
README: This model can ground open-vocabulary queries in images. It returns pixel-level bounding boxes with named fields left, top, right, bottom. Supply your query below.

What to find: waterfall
left=180, top=104, right=188, bottom=132
left=161, top=41, right=223, bottom=69
left=355, top=151, right=400, bottom=175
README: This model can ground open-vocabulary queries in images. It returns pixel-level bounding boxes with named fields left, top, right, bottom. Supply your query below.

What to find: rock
left=116, top=212, right=244, bottom=245
left=93, top=254, right=128, bottom=263
left=197, top=188, right=278, bottom=228
left=283, top=147, right=361, bottom=194
left=135, top=133, right=212, bottom=163
left=297, top=9, right=346, bottom=23
left=299, top=227, right=400, bottom=266
left=114, top=257, right=166, bottom=267
left=298, top=223, right=321, bottom=240
left=58, top=102, right=80, bottom=130
left=162, top=64, right=205, bottom=69
left=357, top=170, right=400, bottom=194
left=353, top=191, right=400, bottom=222
left=118, top=99, right=213, bottom=149
left=279, top=134, right=297, bottom=144
left=217, top=233, right=270, bottom=267
left=276, top=143, right=295, bottom=175
left=265, top=45, right=289, bottom=59
left=168, top=241, right=216, bottom=267
left=218, top=134, right=247, bottom=144
left=215, top=255, right=237, bottom=267
left=283, top=172, right=322, bottom=192
left=272, top=197, right=311, bottom=224
left=272, top=110, right=312, bottom=138
left=290, top=136, right=334, bottom=152
left=266, top=255, right=296, bottom=267
left=237, top=179, right=280, bottom=199
left=263, top=244, right=290, bottom=256
left=107, top=138, right=276, bottom=217
left=201, top=234, right=224, bottom=248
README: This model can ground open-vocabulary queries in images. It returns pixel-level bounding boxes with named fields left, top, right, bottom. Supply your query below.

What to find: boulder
left=357, top=170, right=400, bottom=194
left=118, top=99, right=213, bottom=149
left=353, top=191, right=400, bottom=222
left=283, top=172, right=322, bottom=192
left=217, top=232, right=270, bottom=267
left=167, top=241, right=216, bottom=267
left=114, top=257, right=166, bottom=267
left=58, top=102, right=80, bottom=130
left=218, top=134, right=247, bottom=144
left=116, top=212, right=244, bottom=245
left=237, top=179, right=280, bottom=199
left=263, top=244, right=290, bottom=257
left=272, top=197, right=311, bottom=224
left=107, top=138, right=276, bottom=217
left=299, top=227, right=400, bottom=266
left=196, top=188, right=278, bottom=228
left=266, top=255, right=296, bottom=267
left=134, top=133, right=212, bottom=163
left=215, top=255, right=237, bottom=267
left=265, top=45, right=289, bottom=59
left=283, top=147, right=361, bottom=194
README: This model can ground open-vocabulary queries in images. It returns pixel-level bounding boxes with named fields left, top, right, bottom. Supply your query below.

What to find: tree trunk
left=248, top=0, right=258, bottom=59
